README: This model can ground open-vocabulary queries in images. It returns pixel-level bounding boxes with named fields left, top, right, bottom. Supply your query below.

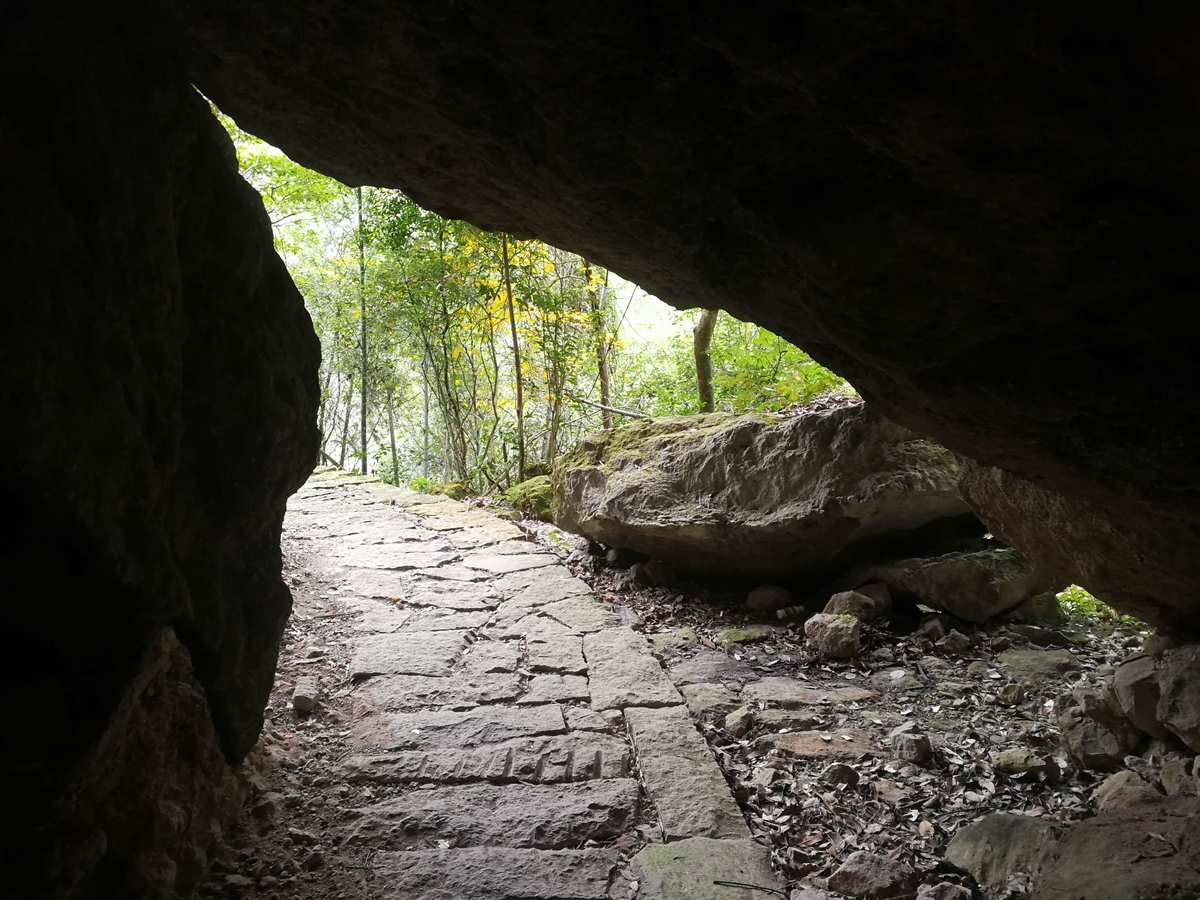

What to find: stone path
left=277, top=470, right=783, bottom=899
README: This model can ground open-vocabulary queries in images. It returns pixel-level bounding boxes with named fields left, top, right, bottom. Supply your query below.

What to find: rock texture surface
left=554, top=402, right=974, bottom=578
left=184, top=4, right=1200, bottom=626
left=862, top=548, right=1055, bottom=623
left=2, top=6, right=317, bottom=897
left=229, top=471, right=762, bottom=898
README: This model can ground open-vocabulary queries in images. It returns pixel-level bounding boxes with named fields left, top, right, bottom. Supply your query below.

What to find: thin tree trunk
left=357, top=186, right=368, bottom=474
left=422, top=353, right=430, bottom=479
left=584, top=261, right=613, bottom=429
left=501, top=233, right=526, bottom=481
left=693, top=308, right=719, bottom=413
left=386, top=383, right=399, bottom=485
left=338, top=373, right=354, bottom=469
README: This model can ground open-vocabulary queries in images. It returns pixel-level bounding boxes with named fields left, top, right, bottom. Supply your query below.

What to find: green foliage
left=1057, top=584, right=1144, bottom=628
left=612, top=310, right=851, bottom=417
left=216, top=106, right=854, bottom=497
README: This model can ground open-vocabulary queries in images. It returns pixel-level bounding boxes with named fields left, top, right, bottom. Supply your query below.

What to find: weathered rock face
left=960, top=462, right=1200, bottom=633
left=554, top=402, right=977, bottom=578
left=861, top=548, right=1056, bottom=624
left=182, top=4, right=1200, bottom=626
left=2, top=5, right=319, bottom=895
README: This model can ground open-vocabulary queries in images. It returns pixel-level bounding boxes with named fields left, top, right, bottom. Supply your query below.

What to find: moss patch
left=503, top=475, right=554, bottom=521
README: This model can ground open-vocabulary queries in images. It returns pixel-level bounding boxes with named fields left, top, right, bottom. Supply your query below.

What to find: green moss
left=716, top=624, right=775, bottom=647
left=426, top=480, right=469, bottom=500
left=503, top=475, right=554, bottom=521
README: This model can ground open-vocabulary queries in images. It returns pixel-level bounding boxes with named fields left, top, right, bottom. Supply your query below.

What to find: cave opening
left=5, top=4, right=1200, bottom=899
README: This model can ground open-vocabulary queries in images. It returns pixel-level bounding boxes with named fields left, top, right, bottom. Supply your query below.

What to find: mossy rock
left=503, top=475, right=554, bottom=522
left=430, top=480, right=470, bottom=500
left=716, top=624, right=775, bottom=648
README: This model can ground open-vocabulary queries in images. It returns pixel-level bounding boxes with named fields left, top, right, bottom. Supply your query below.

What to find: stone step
left=360, top=704, right=567, bottom=750
left=344, top=779, right=640, bottom=850
left=372, top=847, right=616, bottom=899
left=341, top=733, right=630, bottom=785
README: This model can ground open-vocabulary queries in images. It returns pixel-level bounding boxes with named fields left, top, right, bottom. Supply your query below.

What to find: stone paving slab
left=349, top=629, right=467, bottom=678
left=541, top=595, right=621, bottom=633
left=341, top=733, right=630, bottom=785
left=459, top=639, right=522, bottom=674
left=359, top=671, right=523, bottom=709
left=618, top=837, right=784, bottom=900
left=585, top=627, right=684, bottom=710
left=740, top=676, right=878, bottom=707
left=401, top=607, right=492, bottom=631
left=338, top=543, right=458, bottom=570
left=491, top=566, right=592, bottom=601
left=755, top=728, right=881, bottom=757
left=345, top=778, right=640, bottom=849
left=528, top=636, right=587, bottom=674
left=371, top=847, right=617, bottom=900
left=400, top=579, right=498, bottom=609
left=291, top=473, right=764, bottom=897
left=520, top=673, right=590, bottom=704
left=367, top=704, right=567, bottom=749
left=462, top=550, right=560, bottom=574
left=625, top=705, right=749, bottom=840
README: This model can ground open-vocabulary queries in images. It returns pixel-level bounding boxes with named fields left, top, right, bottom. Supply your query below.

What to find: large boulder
left=553, top=401, right=977, bottom=578
left=860, top=547, right=1056, bottom=623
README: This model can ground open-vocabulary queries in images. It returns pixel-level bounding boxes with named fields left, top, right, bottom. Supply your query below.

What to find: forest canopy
left=219, top=111, right=852, bottom=493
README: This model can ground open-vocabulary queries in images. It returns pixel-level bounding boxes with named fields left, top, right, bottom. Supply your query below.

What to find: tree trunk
left=584, top=261, right=613, bottom=429
left=357, top=186, right=368, bottom=474
left=338, top=373, right=354, bottom=469
left=386, top=383, right=399, bottom=485
left=502, top=233, right=526, bottom=481
left=693, top=308, right=719, bottom=413
left=427, top=350, right=436, bottom=480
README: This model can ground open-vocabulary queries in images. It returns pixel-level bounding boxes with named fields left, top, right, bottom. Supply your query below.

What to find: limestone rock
left=825, top=589, right=890, bottom=621
left=725, top=706, right=754, bottom=737
left=893, top=733, right=932, bottom=765
left=679, top=683, right=741, bottom=718
left=1156, top=646, right=1200, bottom=751
left=1094, top=770, right=1162, bottom=812
left=998, top=648, right=1077, bottom=680
left=1057, top=685, right=1143, bottom=771
left=826, top=851, right=919, bottom=899
left=291, top=676, right=320, bottom=715
left=757, top=729, right=879, bottom=758
left=740, top=677, right=878, bottom=708
left=717, top=624, right=776, bottom=648
left=1004, top=591, right=1067, bottom=626
left=746, top=584, right=793, bottom=614
left=805, top=613, right=861, bottom=658
left=864, top=548, right=1054, bottom=623
left=945, top=813, right=1059, bottom=891
left=552, top=403, right=974, bottom=578
left=1113, top=655, right=1170, bottom=740
left=1032, top=795, right=1200, bottom=900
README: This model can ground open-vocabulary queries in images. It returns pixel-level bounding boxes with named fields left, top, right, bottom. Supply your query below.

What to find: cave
left=4, top=2, right=1199, bottom=897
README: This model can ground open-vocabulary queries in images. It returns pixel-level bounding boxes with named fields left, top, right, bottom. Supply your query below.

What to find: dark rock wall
left=0, top=3, right=319, bottom=895
left=183, top=2, right=1200, bottom=627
